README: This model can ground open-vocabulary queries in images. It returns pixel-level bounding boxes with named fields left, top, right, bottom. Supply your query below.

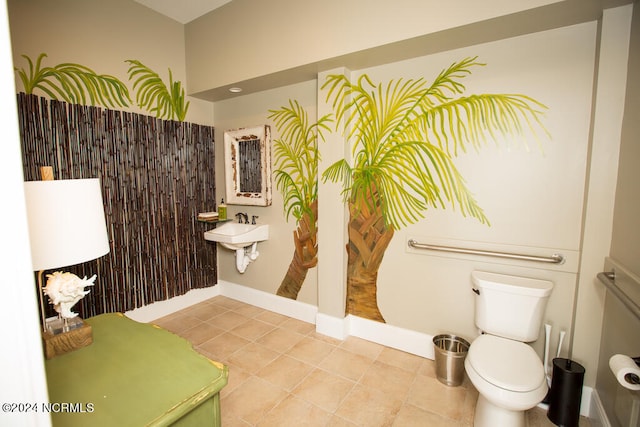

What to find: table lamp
left=23, top=175, right=109, bottom=341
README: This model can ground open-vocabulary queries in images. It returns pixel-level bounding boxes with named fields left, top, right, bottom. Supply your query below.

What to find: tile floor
left=154, top=296, right=590, bottom=427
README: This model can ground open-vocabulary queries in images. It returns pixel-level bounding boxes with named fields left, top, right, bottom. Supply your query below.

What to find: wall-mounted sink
left=204, top=222, right=269, bottom=273
left=204, top=222, right=269, bottom=251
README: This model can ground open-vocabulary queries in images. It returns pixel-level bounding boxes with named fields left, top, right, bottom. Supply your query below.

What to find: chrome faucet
left=235, top=212, right=249, bottom=224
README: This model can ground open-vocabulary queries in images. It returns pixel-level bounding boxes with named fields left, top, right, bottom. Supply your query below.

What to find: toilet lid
left=467, top=334, right=545, bottom=392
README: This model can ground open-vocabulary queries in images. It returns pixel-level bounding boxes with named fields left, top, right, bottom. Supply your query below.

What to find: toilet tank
left=472, top=271, right=554, bottom=342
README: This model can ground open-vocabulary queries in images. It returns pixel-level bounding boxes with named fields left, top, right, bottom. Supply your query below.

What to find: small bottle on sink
left=218, top=199, right=227, bottom=220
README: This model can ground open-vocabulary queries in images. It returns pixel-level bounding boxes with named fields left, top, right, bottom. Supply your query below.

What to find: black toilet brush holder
left=547, top=358, right=585, bottom=427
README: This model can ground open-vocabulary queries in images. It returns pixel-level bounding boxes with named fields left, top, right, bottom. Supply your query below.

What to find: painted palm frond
left=126, top=60, right=190, bottom=121
left=269, top=100, right=332, bottom=299
left=15, top=53, right=130, bottom=108
left=321, top=56, right=548, bottom=229
left=268, top=100, right=332, bottom=222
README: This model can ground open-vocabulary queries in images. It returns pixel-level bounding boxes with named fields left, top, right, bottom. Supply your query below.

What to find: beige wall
left=360, top=21, right=596, bottom=355
left=7, top=0, right=214, bottom=125
left=185, top=0, right=579, bottom=100
left=213, top=80, right=319, bottom=305
left=209, top=5, right=634, bottom=390
left=595, top=3, right=640, bottom=420
left=6, top=0, right=636, bottom=395
left=611, top=4, right=640, bottom=277
left=572, top=5, right=633, bottom=388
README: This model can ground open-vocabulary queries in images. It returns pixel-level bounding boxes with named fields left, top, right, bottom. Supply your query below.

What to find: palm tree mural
left=15, top=53, right=130, bottom=108
left=126, top=60, right=190, bottom=121
left=14, top=54, right=190, bottom=123
left=268, top=100, right=332, bottom=299
left=321, top=57, right=548, bottom=322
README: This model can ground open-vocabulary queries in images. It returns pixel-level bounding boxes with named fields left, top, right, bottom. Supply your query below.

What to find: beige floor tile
left=226, top=342, right=280, bottom=374
left=234, top=303, right=266, bottom=318
left=461, top=385, right=478, bottom=426
left=186, top=301, right=229, bottom=321
left=335, top=383, right=403, bottom=427
left=154, top=313, right=202, bottom=335
left=256, top=328, right=306, bottom=353
left=360, top=360, right=417, bottom=399
left=286, top=336, right=337, bottom=365
left=257, top=354, right=314, bottom=391
left=180, top=321, right=225, bottom=345
left=230, top=318, right=276, bottom=341
left=168, top=296, right=595, bottom=427
left=326, top=416, right=359, bottom=427
left=307, top=331, right=344, bottom=345
left=219, top=363, right=252, bottom=399
left=221, top=412, right=253, bottom=427
left=279, top=317, right=316, bottom=334
left=211, top=296, right=247, bottom=310
left=220, top=362, right=251, bottom=397
left=210, top=311, right=251, bottom=330
left=418, top=357, right=437, bottom=378
left=393, top=403, right=467, bottom=427
left=527, top=406, right=556, bottom=427
left=258, top=394, right=332, bottom=427
left=407, top=374, right=469, bottom=421
left=293, top=368, right=355, bottom=412
left=319, top=347, right=375, bottom=382
left=339, top=336, right=384, bottom=360
left=222, top=376, right=288, bottom=425
left=376, top=346, right=425, bottom=373
left=255, top=310, right=291, bottom=326
left=197, top=331, right=250, bottom=362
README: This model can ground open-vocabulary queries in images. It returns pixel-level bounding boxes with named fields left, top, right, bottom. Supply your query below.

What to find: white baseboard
left=217, top=280, right=318, bottom=324
left=316, top=312, right=350, bottom=340
left=589, top=389, right=610, bottom=427
left=581, top=387, right=594, bottom=419
left=125, top=286, right=221, bottom=322
left=348, top=315, right=434, bottom=358
left=125, top=281, right=432, bottom=359
left=314, top=311, right=434, bottom=358
left=125, top=280, right=593, bottom=418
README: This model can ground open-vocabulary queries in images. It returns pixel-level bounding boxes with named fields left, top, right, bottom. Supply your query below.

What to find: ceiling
left=133, top=0, right=232, bottom=24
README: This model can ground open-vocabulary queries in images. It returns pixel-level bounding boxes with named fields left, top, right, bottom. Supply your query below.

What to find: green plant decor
left=268, top=100, right=332, bottom=299
left=126, top=60, right=190, bottom=121
left=321, top=56, right=549, bottom=322
left=15, top=53, right=130, bottom=108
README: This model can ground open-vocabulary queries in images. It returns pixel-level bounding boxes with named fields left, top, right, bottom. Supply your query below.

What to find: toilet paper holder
left=627, top=357, right=640, bottom=385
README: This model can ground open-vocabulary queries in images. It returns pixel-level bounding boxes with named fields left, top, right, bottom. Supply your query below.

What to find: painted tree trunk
left=276, top=200, right=318, bottom=299
left=345, top=196, right=394, bottom=323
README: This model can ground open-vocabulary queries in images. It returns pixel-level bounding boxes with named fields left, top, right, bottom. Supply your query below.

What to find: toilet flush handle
left=472, top=288, right=480, bottom=295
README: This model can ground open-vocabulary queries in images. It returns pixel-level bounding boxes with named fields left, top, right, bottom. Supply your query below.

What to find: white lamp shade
left=24, top=178, right=110, bottom=271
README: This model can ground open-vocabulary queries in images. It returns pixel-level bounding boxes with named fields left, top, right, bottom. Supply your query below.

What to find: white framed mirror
left=224, top=125, right=272, bottom=206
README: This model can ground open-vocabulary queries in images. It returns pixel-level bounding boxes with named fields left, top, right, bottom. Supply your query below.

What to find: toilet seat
left=466, top=334, right=545, bottom=392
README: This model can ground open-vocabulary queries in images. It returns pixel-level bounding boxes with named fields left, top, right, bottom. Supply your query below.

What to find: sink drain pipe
left=235, top=242, right=259, bottom=273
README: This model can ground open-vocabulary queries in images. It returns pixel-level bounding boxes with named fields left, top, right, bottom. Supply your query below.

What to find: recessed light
left=229, top=87, right=242, bottom=93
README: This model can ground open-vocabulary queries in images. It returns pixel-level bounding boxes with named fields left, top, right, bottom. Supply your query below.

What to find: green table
left=45, top=313, right=228, bottom=426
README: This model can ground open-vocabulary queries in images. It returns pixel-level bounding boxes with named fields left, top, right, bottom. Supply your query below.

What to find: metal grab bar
left=597, top=271, right=640, bottom=322
left=407, top=239, right=565, bottom=264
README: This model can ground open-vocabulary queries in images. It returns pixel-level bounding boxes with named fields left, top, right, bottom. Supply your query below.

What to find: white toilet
left=464, top=271, right=554, bottom=427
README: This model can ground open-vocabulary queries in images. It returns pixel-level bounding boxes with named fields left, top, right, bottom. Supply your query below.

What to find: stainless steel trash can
left=433, top=334, right=470, bottom=387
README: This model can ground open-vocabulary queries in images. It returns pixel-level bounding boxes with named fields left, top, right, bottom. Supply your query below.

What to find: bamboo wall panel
left=18, top=93, right=217, bottom=317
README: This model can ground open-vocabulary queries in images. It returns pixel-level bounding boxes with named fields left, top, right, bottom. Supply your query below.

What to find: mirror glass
left=224, top=125, right=272, bottom=206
